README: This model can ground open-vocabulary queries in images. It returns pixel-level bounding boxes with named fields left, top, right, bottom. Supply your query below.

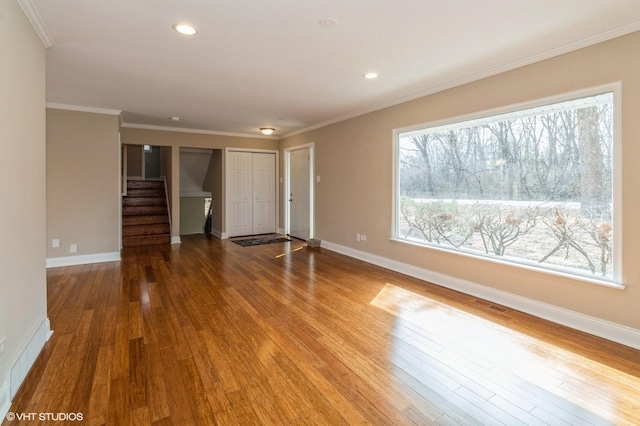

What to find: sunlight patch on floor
left=275, top=246, right=304, bottom=259
left=370, top=283, right=639, bottom=422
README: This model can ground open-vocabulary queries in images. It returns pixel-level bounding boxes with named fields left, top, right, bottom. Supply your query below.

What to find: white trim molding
left=8, top=318, right=53, bottom=401
left=121, top=122, right=278, bottom=140
left=46, top=103, right=122, bottom=116
left=171, top=236, right=182, bottom=245
left=0, top=378, right=9, bottom=423
left=17, top=0, right=54, bottom=48
left=210, top=229, right=224, bottom=239
left=321, top=240, right=640, bottom=351
left=46, top=252, right=121, bottom=268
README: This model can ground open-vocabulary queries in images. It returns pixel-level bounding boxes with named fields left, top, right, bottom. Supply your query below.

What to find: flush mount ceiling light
left=363, top=72, right=379, bottom=79
left=260, top=128, right=275, bottom=136
left=173, top=23, right=198, bottom=36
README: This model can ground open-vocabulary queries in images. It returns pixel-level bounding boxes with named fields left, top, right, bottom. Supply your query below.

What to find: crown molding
left=120, top=122, right=278, bottom=140
left=17, top=0, right=54, bottom=49
left=281, top=21, right=640, bottom=139
left=46, top=103, right=122, bottom=116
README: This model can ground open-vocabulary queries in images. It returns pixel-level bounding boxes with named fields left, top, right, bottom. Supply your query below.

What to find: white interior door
left=226, top=151, right=276, bottom=237
left=227, top=151, right=252, bottom=237
left=289, top=147, right=311, bottom=240
left=252, top=153, right=276, bottom=234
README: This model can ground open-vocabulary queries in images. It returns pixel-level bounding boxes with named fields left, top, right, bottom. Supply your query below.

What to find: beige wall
left=280, top=31, right=640, bottom=330
left=180, top=197, right=208, bottom=234
left=126, top=144, right=142, bottom=178
left=46, top=109, right=121, bottom=258
left=121, top=128, right=279, bottom=236
left=203, top=150, right=224, bottom=235
left=0, top=0, right=47, bottom=398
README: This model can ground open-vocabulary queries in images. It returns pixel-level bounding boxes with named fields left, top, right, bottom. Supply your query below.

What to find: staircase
left=122, top=180, right=171, bottom=247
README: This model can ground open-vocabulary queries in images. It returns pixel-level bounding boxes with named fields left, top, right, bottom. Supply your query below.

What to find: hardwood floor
left=5, top=235, right=640, bottom=425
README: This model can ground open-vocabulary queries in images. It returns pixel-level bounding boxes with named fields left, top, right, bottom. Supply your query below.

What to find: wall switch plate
left=70, top=244, right=78, bottom=253
left=52, top=239, right=60, bottom=248
left=316, top=175, right=321, bottom=182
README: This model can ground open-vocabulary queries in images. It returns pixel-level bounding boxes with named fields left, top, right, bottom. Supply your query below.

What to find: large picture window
left=395, top=88, right=620, bottom=284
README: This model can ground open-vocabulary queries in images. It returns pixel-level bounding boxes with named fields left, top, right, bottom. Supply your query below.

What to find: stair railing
left=162, top=176, right=172, bottom=238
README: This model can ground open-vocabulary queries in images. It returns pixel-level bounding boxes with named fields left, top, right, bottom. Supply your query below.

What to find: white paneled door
left=226, top=151, right=276, bottom=237
left=252, top=153, right=277, bottom=235
left=289, top=147, right=311, bottom=240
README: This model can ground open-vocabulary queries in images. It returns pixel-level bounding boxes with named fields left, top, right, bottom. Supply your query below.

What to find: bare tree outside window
left=396, top=92, right=615, bottom=280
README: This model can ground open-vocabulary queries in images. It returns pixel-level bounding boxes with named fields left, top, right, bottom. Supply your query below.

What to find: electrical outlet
left=70, top=244, right=78, bottom=253
left=52, top=239, right=60, bottom=248
left=0, top=337, right=6, bottom=356
left=360, top=235, right=367, bottom=242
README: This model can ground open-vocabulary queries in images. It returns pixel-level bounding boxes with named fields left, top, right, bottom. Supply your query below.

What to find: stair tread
left=122, top=234, right=171, bottom=247
left=125, top=189, right=166, bottom=197
left=122, top=180, right=170, bottom=247
left=127, top=180, right=165, bottom=189
left=123, top=197, right=167, bottom=206
left=123, top=206, right=168, bottom=215
left=123, top=224, right=170, bottom=237
left=123, top=215, right=169, bottom=225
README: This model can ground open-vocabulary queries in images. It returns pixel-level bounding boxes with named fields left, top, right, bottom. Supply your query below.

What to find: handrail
left=162, top=176, right=172, bottom=237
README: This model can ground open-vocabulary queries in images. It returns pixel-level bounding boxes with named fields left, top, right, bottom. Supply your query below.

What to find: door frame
left=224, top=147, right=279, bottom=239
left=284, top=143, right=314, bottom=239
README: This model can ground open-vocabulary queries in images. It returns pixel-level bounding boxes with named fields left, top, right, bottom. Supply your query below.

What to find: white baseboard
left=0, top=378, right=9, bottom=423
left=171, top=236, right=181, bottom=244
left=7, top=317, right=52, bottom=402
left=46, top=252, right=120, bottom=268
left=322, top=240, right=640, bottom=350
left=210, top=228, right=223, bottom=239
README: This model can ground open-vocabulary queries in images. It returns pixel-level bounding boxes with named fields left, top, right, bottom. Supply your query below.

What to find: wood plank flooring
left=5, top=235, right=640, bottom=425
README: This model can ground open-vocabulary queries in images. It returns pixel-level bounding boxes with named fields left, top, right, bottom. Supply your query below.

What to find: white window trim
left=391, top=82, right=624, bottom=289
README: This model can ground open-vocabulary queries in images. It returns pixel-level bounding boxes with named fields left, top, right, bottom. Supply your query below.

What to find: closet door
left=252, top=153, right=276, bottom=235
left=226, top=151, right=276, bottom=237
left=227, top=151, right=252, bottom=237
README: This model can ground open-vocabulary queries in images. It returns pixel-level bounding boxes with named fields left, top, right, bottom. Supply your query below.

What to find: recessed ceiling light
left=173, top=24, right=198, bottom=36
left=364, top=72, right=378, bottom=79
left=260, top=128, right=275, bottom=136
left=319, top=18, right=338, bottom=28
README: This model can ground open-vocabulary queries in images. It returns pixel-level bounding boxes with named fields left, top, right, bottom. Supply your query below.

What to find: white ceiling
left=25, top=0, right=640, bottom=138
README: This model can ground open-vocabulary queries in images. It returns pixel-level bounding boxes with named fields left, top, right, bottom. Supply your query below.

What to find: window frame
left=391, top=83, right=623, bottom=289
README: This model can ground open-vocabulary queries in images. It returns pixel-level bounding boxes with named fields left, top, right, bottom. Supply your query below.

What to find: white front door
left=289, top=147, right=311, bottom=240
left=252, top=153, right=276, bottom=234
left=226, top=151, right=276, bottom=237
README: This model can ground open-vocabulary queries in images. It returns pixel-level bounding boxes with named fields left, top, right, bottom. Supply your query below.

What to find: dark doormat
left=232, top=236, right=291, bottom=247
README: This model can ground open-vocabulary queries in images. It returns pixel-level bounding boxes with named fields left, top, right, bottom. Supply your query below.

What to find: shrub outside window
left=395, top=89, right=619, bottom=283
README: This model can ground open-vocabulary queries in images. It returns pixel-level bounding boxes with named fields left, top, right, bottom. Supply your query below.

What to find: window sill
left=389, top=237, right=626, bottom=291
